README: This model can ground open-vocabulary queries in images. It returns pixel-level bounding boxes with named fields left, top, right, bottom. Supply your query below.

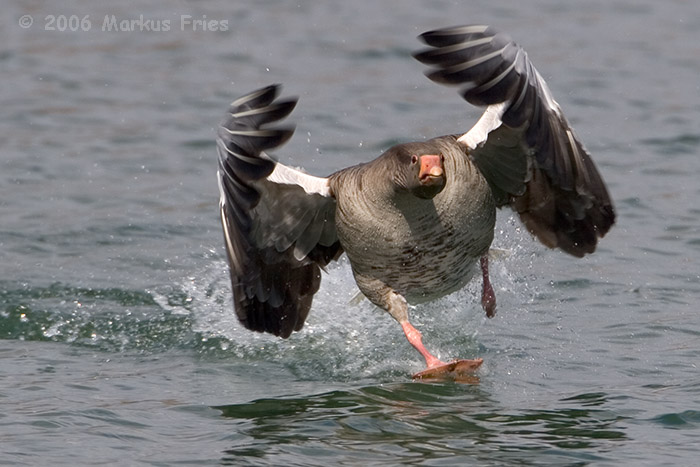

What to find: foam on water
left=169, top=213, right=536, bottom=382
left=0, top=211, right=538, bottom=386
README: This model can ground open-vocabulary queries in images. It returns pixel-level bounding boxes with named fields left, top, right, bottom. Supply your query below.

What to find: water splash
left=0, top=283, right=194, bottom=352
left=0, top=214, right=534, bottom=381
left=177, top=214, right=534, bottom=381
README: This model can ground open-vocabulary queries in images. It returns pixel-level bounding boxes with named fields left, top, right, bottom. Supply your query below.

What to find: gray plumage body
left=331, top=136, right=495, bottom=305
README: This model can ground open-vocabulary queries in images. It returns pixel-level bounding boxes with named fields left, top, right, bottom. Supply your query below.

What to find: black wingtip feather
left=217, top=85, right=342, bottom=339
left=228, top=84, right=281, bottom=113
left=417, top=25, right=496, bottom=48
left=218, top=85, right=298, bottom=186
left=414, top=25, right=527, bottom=108
left=415, top=25, right=615, bottom=257
left=226, top=99, right=297, bottom=129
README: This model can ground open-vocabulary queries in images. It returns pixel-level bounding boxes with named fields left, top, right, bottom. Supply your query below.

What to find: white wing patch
left=217, top=170, right=243, bottom=272
left=534, top=69, right=562, bottom=114
left=266, top=158, right=332, bottom=197
left=457, top=102, right=507, bottom=151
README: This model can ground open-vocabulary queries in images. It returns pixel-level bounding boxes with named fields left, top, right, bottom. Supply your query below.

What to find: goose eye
left=411, top=155, right=418, bottom=164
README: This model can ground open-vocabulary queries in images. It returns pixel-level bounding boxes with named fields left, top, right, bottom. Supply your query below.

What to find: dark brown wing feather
left=414, top=25, right=615, bottom=257
left=217, top=85, right=342, bottom=338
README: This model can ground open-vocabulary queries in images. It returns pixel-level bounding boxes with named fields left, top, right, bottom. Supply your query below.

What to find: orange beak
left=419, top=154, right=444, bottom=185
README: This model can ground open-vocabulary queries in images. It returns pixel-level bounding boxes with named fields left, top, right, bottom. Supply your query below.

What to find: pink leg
left=353, top=277, right=451, bottom=372
left=480, top=255, right=496, bottom=318
left=401, top=321, right=446, bottom=369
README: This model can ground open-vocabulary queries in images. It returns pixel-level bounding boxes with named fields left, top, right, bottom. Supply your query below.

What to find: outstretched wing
left=217, top=85, right=342, bottom=338
left=414, top=25, right=615, bottom=257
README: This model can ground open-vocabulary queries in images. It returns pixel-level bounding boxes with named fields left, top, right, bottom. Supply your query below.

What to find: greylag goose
left=216, top=25, right=615, bottom=379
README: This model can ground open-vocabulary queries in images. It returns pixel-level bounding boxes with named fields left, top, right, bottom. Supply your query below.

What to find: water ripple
left=215, top=385, right=627, bottom=465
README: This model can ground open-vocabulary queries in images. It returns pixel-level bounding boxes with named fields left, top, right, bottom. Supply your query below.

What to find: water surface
left=2, top=0, right=700, bottom=465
